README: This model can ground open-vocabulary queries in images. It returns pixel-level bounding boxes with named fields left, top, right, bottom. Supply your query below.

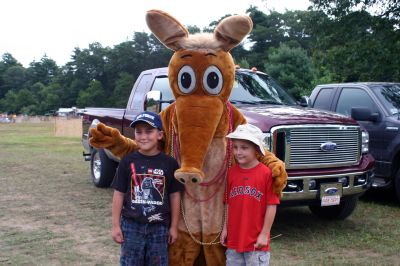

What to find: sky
left=0, top=0, right=311, bottom=67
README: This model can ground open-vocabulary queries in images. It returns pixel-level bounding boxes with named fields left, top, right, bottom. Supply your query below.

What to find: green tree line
left=0, top=1, right=399, bottom=115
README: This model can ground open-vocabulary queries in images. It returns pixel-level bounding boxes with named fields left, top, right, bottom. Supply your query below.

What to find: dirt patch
left=54, top=117, right=82, bottom=137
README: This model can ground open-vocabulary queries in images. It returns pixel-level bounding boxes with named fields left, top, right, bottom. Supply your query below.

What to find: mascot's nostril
left=192, top=178, right=198, bottom=183
left=180, top=178, right=185, bottom=184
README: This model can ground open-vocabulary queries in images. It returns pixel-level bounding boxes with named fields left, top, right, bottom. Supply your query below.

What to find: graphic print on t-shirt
left=229, top=184, right=264, bottom=201
left=130, top=163, right=165, bottom=218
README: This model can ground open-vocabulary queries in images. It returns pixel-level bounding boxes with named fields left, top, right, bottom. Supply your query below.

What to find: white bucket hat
left=226, top=124, right=266, bottom=155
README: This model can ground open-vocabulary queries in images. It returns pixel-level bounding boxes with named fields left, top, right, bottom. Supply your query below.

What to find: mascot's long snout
left=174, top=96, right=224, bottom=184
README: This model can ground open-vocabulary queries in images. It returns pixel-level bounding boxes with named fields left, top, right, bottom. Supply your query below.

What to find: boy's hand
left=220, top=227, right=227, bottom=246
left=168, top=226, right=178, bottom=244
left=112, top=225, right=124, bottom=244
left=254, top=232, right=269, bottom=249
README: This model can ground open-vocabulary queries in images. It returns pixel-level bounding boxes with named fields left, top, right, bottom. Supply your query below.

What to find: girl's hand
left=112, top=226, right=124, bottom=244
left=254, top=232, right=269, bottom=249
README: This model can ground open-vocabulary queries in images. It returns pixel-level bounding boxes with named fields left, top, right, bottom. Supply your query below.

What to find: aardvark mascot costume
left=90, top=10, right=287, bottom=265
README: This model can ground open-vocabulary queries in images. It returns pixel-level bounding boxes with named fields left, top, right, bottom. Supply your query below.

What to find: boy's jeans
left=226, top=248, right=270, bottom=266
left=120, top=217, right=168, bottom=266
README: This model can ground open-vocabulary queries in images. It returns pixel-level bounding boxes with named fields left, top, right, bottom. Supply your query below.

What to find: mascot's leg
left=169, top=231, right=201, bottom=266
left=169, top=231, right=226, bottom=266
left=202, top=233, right=226, bottom=266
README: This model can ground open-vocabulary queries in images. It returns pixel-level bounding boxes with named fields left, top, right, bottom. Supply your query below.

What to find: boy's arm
left=112, top=190, right=125, bottom=244
left=168, top=191, right=181, bottom=244
left=254, top=205, right=277, bottom=249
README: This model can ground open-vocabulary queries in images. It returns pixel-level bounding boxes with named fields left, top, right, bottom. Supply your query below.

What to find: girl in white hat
left=221, top=124, right=280, bottom=266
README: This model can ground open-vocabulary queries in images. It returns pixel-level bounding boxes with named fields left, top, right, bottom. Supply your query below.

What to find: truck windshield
left=230, top=71, right=297, bottom=106
left=370, top=84, right=400, bottom=116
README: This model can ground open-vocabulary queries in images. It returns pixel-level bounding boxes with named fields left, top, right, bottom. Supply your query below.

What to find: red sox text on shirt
left=229, top=185, right=264, bottom=201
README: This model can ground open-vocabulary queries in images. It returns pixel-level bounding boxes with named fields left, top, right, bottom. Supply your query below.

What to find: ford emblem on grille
left=320, top=142, right=337, bottom=152
left=325, top=187, right=338, bottom=195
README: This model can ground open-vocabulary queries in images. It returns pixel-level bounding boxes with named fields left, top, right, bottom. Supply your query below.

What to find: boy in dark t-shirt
left=111, top=111, right=184, bottom=266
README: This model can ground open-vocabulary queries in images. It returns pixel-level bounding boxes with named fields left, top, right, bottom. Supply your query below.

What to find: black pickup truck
left=309, top=82, right=400, bottom=201
left=82, top=68, right=375, bottom=219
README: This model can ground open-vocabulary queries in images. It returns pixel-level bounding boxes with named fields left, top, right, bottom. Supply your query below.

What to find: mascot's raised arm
left=90, top=9, right=287, bottom=265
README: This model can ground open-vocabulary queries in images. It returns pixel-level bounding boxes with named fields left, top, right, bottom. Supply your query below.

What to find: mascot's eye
left=203, top=65, right=223, bottom=95
left=178, top=65, right=196, bottom=94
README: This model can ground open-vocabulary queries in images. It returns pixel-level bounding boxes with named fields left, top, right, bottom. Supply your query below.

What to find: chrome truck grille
left=271, top=125, right=361, bottom=169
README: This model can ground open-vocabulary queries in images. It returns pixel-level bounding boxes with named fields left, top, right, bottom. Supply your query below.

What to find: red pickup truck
left=82, top=67, right=374, bottom=219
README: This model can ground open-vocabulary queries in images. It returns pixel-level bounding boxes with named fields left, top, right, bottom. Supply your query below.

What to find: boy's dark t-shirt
left=112, top=151, right=184, bottom=225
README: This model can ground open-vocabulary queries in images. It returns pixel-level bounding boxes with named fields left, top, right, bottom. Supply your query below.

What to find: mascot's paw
left=89, top=123, right=138, bottom=158
left=175, top=167, right=205, bottom=184
left=268, top=160, right=284, bottom=179
left=89, top=123, right=118, bottom=148
left=272, top=168, right=288, bottom=197
left=259, top=150, right=288, bottom=197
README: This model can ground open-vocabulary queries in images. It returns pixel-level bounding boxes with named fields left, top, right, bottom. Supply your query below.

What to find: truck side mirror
left=145, top=91, right=162, bottom=113
left=299, top=96, right=311, bottom=107
left=351, top=107, right=380, bottom=122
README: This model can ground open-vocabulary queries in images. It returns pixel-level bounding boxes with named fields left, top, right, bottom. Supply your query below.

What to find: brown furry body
left=162, top=99, right=245, bottom=265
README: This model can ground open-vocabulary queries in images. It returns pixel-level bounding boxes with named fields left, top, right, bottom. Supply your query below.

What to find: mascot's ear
left=146, top=9, right=189, bottom=51
left=214, top=15, right=253, bottom=51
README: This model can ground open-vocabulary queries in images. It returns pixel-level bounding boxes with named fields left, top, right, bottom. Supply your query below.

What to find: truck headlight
left=262, top=133, right=271, bottom=151
left=361, top=130, right=369, bottom=154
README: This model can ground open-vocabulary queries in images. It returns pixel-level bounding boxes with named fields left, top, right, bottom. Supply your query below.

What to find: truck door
left=334, top=87, right=386, bottom=161
left=312, top=87, right=336, bottom=111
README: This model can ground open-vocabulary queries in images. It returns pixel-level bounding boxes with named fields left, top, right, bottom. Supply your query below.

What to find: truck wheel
left=395, top=169, right=400, bottom=202
left=90, top=149, right=117, bottom=188
left=309, top=196, right=358, bottom=220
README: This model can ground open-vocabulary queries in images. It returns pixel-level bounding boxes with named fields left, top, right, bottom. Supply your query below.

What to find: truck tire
left=395, top=168, right=400, bottom=202
left=309, top=196, right=358, bottom=220
left=90, top=149, right=118, bottom=188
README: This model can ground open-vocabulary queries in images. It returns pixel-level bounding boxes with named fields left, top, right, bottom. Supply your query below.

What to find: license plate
left=320, top=183, right=342, bottom=206
left=321, top=195, right=341, bottom=206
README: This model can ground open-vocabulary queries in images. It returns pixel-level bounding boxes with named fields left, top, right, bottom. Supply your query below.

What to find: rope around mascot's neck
left=170, top=102, right=234, bottom=245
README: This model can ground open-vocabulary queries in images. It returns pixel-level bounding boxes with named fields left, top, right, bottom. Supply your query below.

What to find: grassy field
left=0, top=122, right=119, bottom=265
left=0, top=122, right=399, bottom=265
